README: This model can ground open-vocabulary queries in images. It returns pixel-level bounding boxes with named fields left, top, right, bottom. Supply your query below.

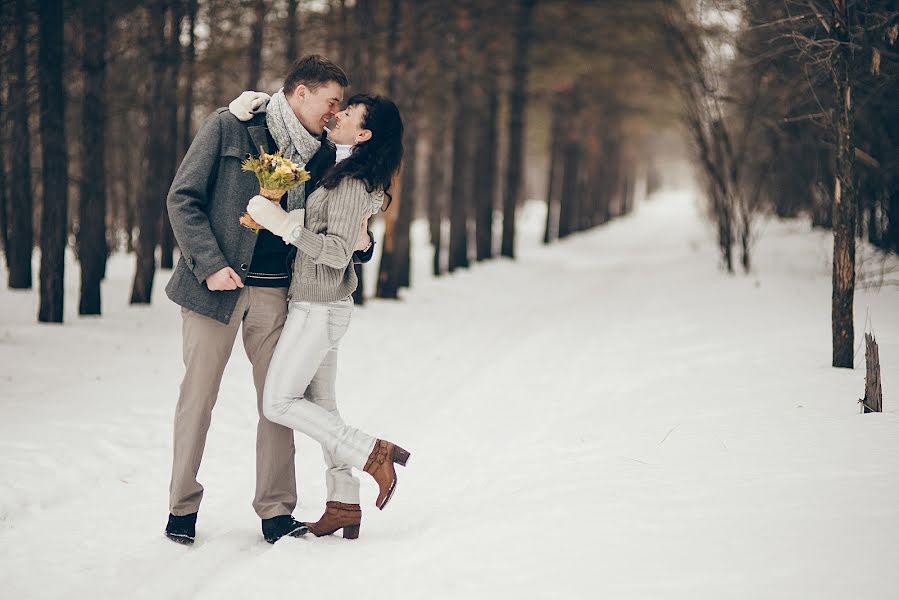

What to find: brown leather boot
left=306, top=501, right=362, bottom=539
left=363, top=439, right=411, bottom=510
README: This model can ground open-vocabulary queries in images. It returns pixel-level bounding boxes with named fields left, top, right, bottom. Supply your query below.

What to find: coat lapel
left=247, top=125, right=271, bottom=156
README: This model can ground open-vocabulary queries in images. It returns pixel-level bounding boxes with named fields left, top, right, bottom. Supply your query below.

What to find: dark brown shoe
left=363, top=439, right=411, bottom=510
left=307, top=501, right=362, bottom=539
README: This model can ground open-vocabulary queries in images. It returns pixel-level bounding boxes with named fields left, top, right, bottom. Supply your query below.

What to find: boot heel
left=342, top=524, right=360, bottom=539
left=392, top=445, right=411, bottom=466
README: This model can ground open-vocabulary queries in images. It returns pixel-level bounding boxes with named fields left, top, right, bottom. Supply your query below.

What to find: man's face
left=290, top=81, right=344, bottom=135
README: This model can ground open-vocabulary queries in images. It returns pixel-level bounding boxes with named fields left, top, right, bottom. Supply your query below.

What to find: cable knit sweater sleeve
left=292, top=177, right=370, bottom=269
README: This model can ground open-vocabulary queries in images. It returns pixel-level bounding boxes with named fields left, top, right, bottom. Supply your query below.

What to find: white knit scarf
left=265, top=88, right=321, bottom=209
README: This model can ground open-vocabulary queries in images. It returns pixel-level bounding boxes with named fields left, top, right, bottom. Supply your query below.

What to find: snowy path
left=1, top=190, right=898, bottom=599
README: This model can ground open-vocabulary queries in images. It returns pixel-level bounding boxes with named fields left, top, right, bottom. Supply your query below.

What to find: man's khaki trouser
left=169, top=286, right=296, bottom=519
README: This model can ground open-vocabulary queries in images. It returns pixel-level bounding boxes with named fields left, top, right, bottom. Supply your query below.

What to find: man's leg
left=169, top=293, right=247, bottom=516
left=240, top=286, right=297, bottom=519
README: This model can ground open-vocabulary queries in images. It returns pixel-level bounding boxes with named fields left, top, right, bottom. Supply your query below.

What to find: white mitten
left=228, top=91, right=271, bottom=121
left=281, top=209, right=306, bottom=244
left=247, top=196, right=304, bottom=241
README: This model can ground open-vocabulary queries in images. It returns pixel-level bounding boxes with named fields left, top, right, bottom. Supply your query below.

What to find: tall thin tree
left=376, top=0, right=421, bottom=298
left=0, top=11, right=8, bottom=263
left=350, top=0, right=374, bottom=303
left=543, top=93, right=564, bottom=244
left=394, top=0, right=427, bottom=289
left=500, top=0, right=536, bottom=258
left=448, top=0, right=473, bottom=272
left=473, top=1, right=501, bottom=261
left=7, top=0, right=33, bottom=290
left=79, top=0, right=109, bottom=315
left=248, top=0, right=265, bottom=90
left=130, top=1, right=170, bottom=304
left=286, top=0, right=300, bottom=65
left=426, top=2, right=452, bottom=277
left=160, top=1, right=184, bottom=270
left=830, top=0, right=857, bottom=368
left=180, top=0, right=198, bottom=157
left=38, top=0, right=68, bottom=323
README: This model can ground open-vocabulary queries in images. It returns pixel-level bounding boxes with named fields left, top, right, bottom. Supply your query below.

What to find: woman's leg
left=307, top=347, right=360, bottom=505
left=263, top=302, right=376, bottom=473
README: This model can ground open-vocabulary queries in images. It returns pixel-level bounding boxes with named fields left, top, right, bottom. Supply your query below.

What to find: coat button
left=240, top=263, right=248, bottom=271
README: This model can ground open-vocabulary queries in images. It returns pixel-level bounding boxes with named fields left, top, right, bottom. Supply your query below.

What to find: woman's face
left=329, top=104, right=371, bottom=145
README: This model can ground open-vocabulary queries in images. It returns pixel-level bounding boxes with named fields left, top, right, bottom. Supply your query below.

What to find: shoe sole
left=378, top=478, right=398, bottom=510
left=265, top=523, right=309, bottom=544
left=165, top=532, right=195, bottom=545
left=288, top=523, right=309, bottom=537
left=377, top=448, right=410, bottom=510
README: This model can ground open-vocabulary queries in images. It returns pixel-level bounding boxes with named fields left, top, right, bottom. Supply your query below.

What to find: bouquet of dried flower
left=239, top=150, right=311, bottom=231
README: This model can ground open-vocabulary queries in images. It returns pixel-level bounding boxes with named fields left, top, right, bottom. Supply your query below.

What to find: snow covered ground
left=1, top=188, right=898, bottom=599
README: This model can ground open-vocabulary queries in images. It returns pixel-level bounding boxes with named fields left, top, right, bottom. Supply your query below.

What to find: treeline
left=661, top=0, right=898, bottom=368
left=0, top=0, right=672, bottom=322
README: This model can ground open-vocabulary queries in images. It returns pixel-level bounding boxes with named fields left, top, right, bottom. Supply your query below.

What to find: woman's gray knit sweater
left=284, top=176, right=383, bottom=302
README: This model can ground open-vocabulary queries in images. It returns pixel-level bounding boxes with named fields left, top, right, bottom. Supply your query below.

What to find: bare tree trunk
left=427, top=129, right=446, bottom=277
left=247, top=0, right=265, bottom=90
left=574, top=116, right=596, bottom=231
left=428, top=3, right=458, bottom=277
left=474, top=101, right=497, bottom=261
left=8, top=0, right=33, bottom=290
left=0, top=132, right=6, bottom=266
left=543, top=97, right=563, bottom=244
left=861, top=333, right=882, bottom=413
left=160, top=2, right=184, bottom=270
left=473, top=2, right=499, bottom=261
left=130, top=1, right=169, bottom=304
left=395, top=124, right=415, bottom=289
left=500, top=0, right=536, bottom=258
left=376, top=0, right=403, bottom=298
left=716, top=190, right=734, bottom=273
left=384, top=0, right=401, bottom=98
left=79, top=0, right=108, bottom=315
left=448, top=1, right=472, bottom=272
left=0, top=23, right=8, bottom=263
left=350, top=0, right=374, bottom=304
left=379, top=0, right=421, bottom=294
left=888, top=188, right=899, bottom=252
left=592, top=151, right=608, bottom=227
left=350, top=0, right=373, bottom=92
left=737, top=177, right=762, bottom=274
left=587, top=149, right=603, bottom=228
left=333, top=0, right=348, bottom=67
left=830, top=0, right=856, bottom=369
left=38, top=0, right=68, bottom=323
left=208, top=0, right=224, bottom=102
left=286, top=0, right=299, bottom=65
left=181, top=0, right=198, bottom=155
left=557, top=140, right=578, bottom=239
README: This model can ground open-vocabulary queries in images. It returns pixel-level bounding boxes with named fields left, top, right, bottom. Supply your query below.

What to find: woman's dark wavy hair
left=320, top=94, right=404, bottom=210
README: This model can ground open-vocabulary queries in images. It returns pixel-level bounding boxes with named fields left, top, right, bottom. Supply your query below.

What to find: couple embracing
left=163, top=55, right=409, bottom=545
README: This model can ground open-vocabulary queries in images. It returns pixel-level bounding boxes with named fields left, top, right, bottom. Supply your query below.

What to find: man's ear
left=292, top=84, right=307, bottom=102
left=356, top=129, right=372, bottom=143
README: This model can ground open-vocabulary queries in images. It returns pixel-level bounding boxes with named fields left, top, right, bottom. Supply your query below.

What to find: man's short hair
left=283, top=55, right=349, bottom=94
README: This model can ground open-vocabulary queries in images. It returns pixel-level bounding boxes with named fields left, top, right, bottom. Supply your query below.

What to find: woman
left=245, top=94, right=408, bottom=540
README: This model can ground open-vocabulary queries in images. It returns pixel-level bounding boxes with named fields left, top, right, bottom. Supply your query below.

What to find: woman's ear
left=356, top=129, right=372, bottom=143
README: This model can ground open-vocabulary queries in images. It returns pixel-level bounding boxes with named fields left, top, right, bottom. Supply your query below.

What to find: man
left=164, top=55, right=372, bottom=545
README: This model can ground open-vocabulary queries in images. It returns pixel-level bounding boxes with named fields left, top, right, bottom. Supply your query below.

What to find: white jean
left=262, top=298, right=376, bottom=505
